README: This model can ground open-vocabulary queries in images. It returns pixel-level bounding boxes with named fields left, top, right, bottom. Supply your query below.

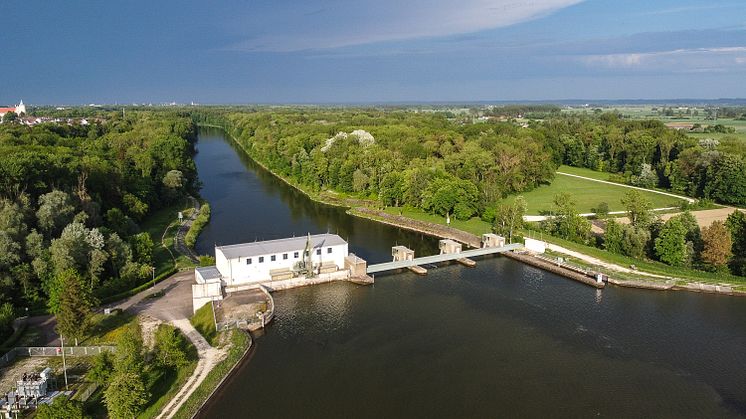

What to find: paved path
left=556, top=172, right=696, bottom=203
left=155, top=319, right=226, bottom=419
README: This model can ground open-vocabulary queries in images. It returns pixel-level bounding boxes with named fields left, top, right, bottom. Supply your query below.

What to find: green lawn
left=190, top=303, right=217, bottom=346
left=380, top=206, right=492, bottom=236
left=501, top=171, right=685, bottom=214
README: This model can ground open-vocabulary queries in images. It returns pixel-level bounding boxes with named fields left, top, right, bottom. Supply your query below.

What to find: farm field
left=499, top=170, right=685, bottom=214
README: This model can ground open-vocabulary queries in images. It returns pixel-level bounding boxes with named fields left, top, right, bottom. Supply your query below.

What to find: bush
left=154, top=324, right=194, bottom=368
left=184, top=203, right=211, bottom=248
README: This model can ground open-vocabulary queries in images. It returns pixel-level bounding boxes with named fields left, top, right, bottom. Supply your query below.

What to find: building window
left=259, top=256, right=264, bottom=263
left=316, top=248, right=321, bottom=255
left=294, top=251, right=299, bottom=258
left=246, top=258, right=252, bottom=265
left=283, top=253, right=288, bottom=260
left=327, top=248, right=332, bottom=254
left=271, top=255, right=276, bottom=262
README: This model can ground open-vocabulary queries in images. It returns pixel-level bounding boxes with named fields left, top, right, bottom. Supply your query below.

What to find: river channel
left=195, top=128, right=746, bottom=418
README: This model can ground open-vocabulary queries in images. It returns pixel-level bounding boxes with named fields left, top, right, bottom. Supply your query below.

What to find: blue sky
left=2, top=0, right=746, bottom=104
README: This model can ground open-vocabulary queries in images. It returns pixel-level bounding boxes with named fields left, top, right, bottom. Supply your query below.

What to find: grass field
left=500, top=170, right=685, bottom=214
left=382, top=206, right=492, bottom=236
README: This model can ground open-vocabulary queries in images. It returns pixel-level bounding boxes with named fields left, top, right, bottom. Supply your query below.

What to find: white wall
left=217, top=243, right=348, bottom=285
left=524, top=238, right=546, bottom=254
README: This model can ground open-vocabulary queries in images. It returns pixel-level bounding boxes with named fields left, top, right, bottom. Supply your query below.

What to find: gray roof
left=196, top=266, right=221, bottom=280
left=216, top=234, right=347, bottom=260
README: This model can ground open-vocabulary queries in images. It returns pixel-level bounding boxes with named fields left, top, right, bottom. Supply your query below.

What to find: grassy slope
left=190, top=303, right=217, bottom=346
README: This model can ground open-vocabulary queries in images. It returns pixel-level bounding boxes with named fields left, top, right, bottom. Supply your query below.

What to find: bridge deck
left=367, top=243, right=523, bottom=274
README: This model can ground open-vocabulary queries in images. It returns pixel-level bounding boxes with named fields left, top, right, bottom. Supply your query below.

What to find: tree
left=621, top=225, right=650, bottom=259
left=603, top=219, right=624, bottom=254
left=654, top=217, right=689, bottom=266
left=547, top=193, right=590, bottom=243
left=104, top=370, right=149, bottom=419
left=621, top=190, right=653, bottom=228
left=595, top=202, right=610, bottom=219
left=726, top=211, right=746, bottom=275
left=88, top=350, right=114, bottom=386
left=154, top=325, right=191, bottom=368
left=54, top=270, right=92, bottom=345
left=114, top=322, right=144, bottom=373
left=493, top=196, right=527, bottom=243
left=700, top=220, right=732, bottom=271
left=130, top=232, right=153, bottom=265
left=36, top=190, right=76, bottom=237
left=35, top=395, right=85, bottom=419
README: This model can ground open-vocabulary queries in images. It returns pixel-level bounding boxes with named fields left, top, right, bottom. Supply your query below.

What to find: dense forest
left=196, top=108, right=746, bottom=211
left=0, top=112, right=197, bottom=339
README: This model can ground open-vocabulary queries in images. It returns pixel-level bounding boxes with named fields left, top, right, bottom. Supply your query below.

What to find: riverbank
left=200, top=124, right=746, bottom=297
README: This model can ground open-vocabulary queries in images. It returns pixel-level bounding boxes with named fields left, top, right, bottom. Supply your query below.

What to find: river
left=195, top=127, right=746, bottom=418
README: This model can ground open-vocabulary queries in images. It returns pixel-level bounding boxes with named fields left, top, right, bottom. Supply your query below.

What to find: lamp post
left=151, top=266, right=156, bottom=290
left=60, top=336, right=68, bottom=391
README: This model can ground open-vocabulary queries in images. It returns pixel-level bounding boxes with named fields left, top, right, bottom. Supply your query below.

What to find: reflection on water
left=195, top=128, right=746, bottom=418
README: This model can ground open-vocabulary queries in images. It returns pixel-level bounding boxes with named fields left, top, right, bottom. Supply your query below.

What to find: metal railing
left=0, top=346, right=116, bottom=367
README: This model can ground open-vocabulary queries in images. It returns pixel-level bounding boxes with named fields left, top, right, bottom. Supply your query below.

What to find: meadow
left=498, top=168, right=685, bottom=214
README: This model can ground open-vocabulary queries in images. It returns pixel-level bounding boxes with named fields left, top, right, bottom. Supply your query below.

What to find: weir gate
left=366, top=243, right=523, bottom=274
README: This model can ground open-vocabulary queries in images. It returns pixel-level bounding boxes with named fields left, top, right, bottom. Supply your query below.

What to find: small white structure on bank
left=192, top=234, right=348, bottom=312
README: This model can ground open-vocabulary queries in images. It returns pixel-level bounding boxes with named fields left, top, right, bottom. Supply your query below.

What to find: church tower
left=15, top=100, right=26, bottom=115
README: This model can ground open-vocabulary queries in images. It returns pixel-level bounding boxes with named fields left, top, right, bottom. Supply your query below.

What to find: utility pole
left=60, top=336, right=69, bottom=390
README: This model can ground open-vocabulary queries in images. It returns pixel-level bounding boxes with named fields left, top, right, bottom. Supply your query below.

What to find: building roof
left=0, top=107, right=15, bottom=113
left=196, top=266, right=222, bottom=280
left=216, top=233, right=347, bottom=260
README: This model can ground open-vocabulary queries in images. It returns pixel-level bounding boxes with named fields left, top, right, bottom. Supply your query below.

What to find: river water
left=195, top=128, right=746, bottom=418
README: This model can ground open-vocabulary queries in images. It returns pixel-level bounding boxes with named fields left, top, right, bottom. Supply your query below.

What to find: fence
left=0, top=346, right=116, bottom=367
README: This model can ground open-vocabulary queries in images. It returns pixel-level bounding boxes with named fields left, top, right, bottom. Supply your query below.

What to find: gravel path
left=155, top=319, right=226, bottom=419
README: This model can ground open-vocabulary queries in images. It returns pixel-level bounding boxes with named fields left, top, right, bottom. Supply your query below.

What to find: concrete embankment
left=504, top=252, right=604, bottom=289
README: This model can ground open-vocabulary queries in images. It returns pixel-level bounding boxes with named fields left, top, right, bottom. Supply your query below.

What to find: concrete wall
left=192, top=282, right=223, bottom=313
left=524, top=238, right=546, bottom=254
left=217, top=243, right=348, bottom=286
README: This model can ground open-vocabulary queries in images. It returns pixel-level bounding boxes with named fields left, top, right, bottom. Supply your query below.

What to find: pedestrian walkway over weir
left=366, top=243, right=523, bottom=274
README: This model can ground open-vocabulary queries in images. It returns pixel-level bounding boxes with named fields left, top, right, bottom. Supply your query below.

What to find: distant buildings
left=0, top=100, right=26, bottom=119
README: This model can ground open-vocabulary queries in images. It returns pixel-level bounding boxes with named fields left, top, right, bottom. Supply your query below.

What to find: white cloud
left=228, top=0, right=584, bottom=52
left=578, top=46, right=746, bottom=71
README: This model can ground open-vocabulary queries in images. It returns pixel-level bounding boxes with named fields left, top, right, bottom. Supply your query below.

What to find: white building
left=197, top=233, right=348, bottom=287
left=192, top=234, right=348, bottom=312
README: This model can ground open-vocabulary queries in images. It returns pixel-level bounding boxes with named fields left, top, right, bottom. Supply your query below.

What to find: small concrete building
left=482, top=233, right=506, bottom=248
left=439, top=239, right=462, bottom=254
left=392, top=245, right=415, bottom=261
